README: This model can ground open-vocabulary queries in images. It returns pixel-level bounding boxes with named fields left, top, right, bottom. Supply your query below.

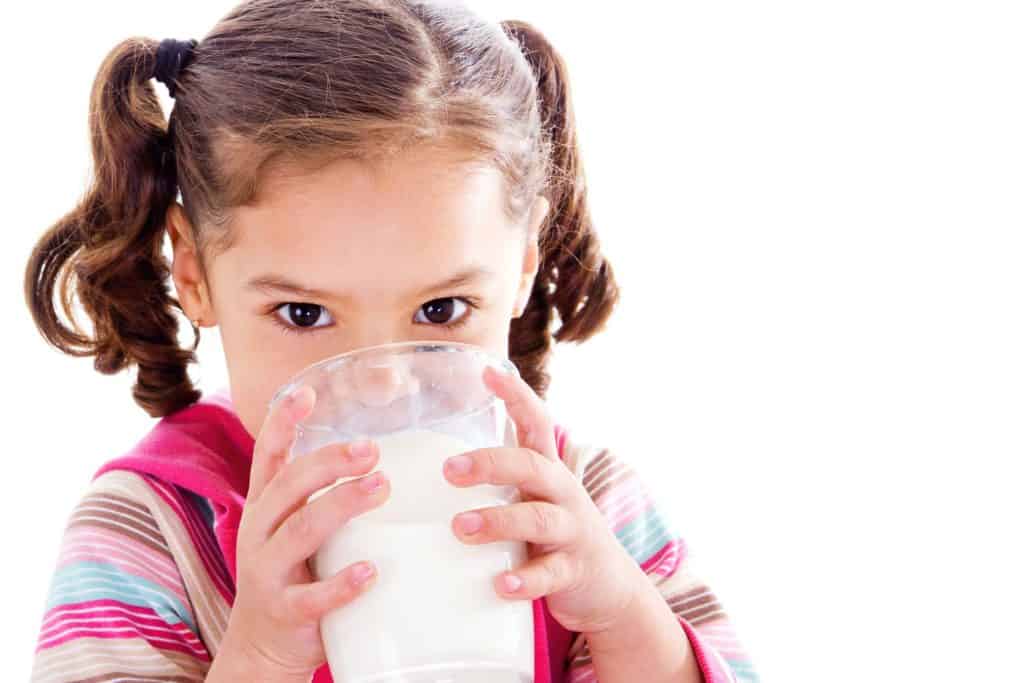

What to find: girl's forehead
left=253, top=146, right=503, bottom=213
left=214, top=150, right=524, bottom=299
left=235, top=150, right=510, bottom=243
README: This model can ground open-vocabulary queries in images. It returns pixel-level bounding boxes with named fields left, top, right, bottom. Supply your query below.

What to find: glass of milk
left=269, top=341, right=534, bottom=683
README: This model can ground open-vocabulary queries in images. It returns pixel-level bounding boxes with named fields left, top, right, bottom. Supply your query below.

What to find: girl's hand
left=442, top=366, right=648, bottom=636
left=213, top=387, right=391, bottom=680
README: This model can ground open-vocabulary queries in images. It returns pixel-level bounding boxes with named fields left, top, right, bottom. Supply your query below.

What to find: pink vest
left=96, top=388, right=573, bottom=682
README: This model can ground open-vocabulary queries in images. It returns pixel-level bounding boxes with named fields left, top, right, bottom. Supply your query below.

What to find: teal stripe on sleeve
left=46, top=561, right=195, bottom=632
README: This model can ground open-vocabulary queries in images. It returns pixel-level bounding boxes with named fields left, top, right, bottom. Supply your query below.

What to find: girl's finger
left=249, top=385, right=317, bottom=501
left=282, top=560, right=378, bottom=623
left=452, top=501, right=576, bottom=547
left=248, top=439, right=380, bottom=541
left=443, top=446, right=573, bottom=502
left=494, top=550, right=579, bottom=601
left=483, top=365, right=558, bottom=461
left=265, top=471, right=391, bottom=569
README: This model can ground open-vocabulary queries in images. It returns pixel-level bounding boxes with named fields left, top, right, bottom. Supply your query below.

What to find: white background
left=3, top=1, right=1023, bottom=680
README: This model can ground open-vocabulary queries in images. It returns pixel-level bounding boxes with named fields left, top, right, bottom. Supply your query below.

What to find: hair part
left=24, top=0, right=618, bottom=417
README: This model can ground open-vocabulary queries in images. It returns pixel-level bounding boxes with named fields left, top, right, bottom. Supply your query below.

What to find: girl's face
left=168, top=145, right=549, bottom=439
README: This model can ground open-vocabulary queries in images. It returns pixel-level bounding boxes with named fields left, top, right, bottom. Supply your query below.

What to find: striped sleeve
left=30, top=472, right=214, bottom=682
left=560, top=443, right=759, bottom=683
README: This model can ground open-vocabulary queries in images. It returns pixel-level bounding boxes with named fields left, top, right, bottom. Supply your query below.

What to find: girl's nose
left=352, top=360, right=420, bottom=407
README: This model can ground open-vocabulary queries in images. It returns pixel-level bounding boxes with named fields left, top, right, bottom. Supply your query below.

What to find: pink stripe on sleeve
left=680, top=617, right=737, bottom=683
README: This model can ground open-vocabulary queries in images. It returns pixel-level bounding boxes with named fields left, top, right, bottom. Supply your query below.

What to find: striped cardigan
left=31, top=388, right=758, bottom=682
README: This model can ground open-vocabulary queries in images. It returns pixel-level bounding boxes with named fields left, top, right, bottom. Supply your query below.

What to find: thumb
left=249, top=385, right=316, bottom=500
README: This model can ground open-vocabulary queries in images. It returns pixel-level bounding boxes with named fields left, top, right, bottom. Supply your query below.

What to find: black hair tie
left=154, top=38, right=198, bottom=98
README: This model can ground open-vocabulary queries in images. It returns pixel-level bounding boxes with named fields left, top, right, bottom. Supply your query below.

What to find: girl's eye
left=273, top=302, right=334, bottom=330
left=415, top=298, right=470, bottom=326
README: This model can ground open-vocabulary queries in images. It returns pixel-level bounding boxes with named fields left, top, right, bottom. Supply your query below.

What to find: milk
left=311, top=428, right=534, bottom=683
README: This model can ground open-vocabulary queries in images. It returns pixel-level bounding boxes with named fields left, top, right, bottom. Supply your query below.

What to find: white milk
left=311, top=429, right=534, bottom=683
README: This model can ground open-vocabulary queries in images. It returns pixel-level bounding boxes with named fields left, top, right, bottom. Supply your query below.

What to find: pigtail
left=24, top=37, right=201, bottom=418
left=501, top=20, right=620, bottom=396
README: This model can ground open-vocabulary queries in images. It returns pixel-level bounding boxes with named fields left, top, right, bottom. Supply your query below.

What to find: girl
left=25, top=2, right=758, bottom=681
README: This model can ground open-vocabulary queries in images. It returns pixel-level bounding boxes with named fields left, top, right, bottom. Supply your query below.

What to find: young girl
left=25, top=2, right=758, bottom=681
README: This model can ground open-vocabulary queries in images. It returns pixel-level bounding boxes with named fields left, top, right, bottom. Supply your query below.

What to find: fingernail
left=502, top=573, right=522, bottom=592
left=445, top=455, right=473, bottom=476
left=288, top=386, right=315, bottom=417
left=360, top=472, right=385, bottom=493
left=351, top=562, right=376, bottom=585
left=487, top=364, right=513, bottom=379
left=456, top=511, right=483, bottom=534
left=349, top=441, right=376, bottom=459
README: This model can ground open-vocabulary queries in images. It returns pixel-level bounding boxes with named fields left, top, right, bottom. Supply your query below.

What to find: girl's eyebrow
left=246, top=266, right=495, bottom=301
left=415, top=266, right=495, bottom=298
left=246, top=275, right=336, bottom=301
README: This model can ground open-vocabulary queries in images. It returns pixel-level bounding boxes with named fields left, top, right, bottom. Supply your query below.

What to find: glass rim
left=267, top=340, right=519, bottom=420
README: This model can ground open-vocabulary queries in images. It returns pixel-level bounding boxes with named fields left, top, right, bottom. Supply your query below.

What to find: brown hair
left=24, top=0, right=618, bottom=418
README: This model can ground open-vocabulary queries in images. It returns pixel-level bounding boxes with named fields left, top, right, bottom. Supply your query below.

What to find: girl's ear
left=166, top=203, right=217, bottom=327
left=513, top=194, right=550, bottom=318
